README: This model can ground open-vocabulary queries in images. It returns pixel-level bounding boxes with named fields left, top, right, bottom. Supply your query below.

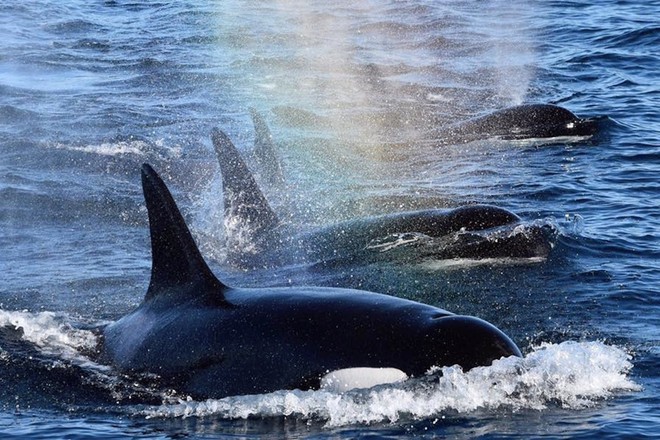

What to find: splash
left=142, top=340, right=639, bottom=427
left=0, top=309, right=171, bottom=402
left=0, top=309, right=98, bottom=360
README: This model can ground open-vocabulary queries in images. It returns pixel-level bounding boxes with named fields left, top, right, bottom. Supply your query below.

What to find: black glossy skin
left=304, top=205, right=520, bottom=252
left=443, top=104, right=599, bottom=142
left=104, top=284, right=522, bottom=398
left=101, top=165, right=522, bottom=399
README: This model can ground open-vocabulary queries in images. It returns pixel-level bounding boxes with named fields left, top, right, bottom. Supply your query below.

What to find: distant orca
left=438, top=104, right=600, bottom=143
left=212, top=126, right=553, bottom=269
left=100, top=164, right=522, bottom=398
left=249, top=107, right=286, bottom=189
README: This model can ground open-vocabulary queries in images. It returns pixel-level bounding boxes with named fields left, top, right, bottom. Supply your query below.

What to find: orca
left=211, top=125, right=554, bottom=269
left=438, top=104, right=600, bottom=143
left=100, top=164, right=522, bottom=399
left=249, top=107, right=285, bottom=189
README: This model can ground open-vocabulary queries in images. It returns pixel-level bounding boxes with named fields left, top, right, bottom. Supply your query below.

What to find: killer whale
left=100, top=164, right=522, bottom=398
left=438, top=104, right=600, bottom=144
left=212, top=126, right=553, bottom=269
left=249, top=107, right=285, bottom=189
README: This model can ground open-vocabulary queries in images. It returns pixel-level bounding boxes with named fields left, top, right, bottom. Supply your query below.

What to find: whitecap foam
left=52, top=138, right=182, bottom=158
left=141, top=340, right=639, bottom=427
left=0, top=308, right=118, bottom=382
left=0, top=309, right=98, bottom=359
left=0, top=309, right=174, bottom=401
left=53, top=140, right=147, bottom=156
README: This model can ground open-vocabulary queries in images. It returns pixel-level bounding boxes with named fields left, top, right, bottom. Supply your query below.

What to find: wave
left=51, top=137, right=182, bottom=158
left=141, top=341, right=639, bottom=427
left=0, top=309, right=99, bottom=359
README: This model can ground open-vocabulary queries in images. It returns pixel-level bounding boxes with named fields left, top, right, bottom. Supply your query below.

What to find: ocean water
left=0, top=0, right=658, bottom=438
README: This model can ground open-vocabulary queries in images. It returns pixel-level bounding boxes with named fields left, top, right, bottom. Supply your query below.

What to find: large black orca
left=437, top=104, right=600, bottom=144
left=212, top=127, right=553, bottom=269
left=100, top=164, right=522, bottom=399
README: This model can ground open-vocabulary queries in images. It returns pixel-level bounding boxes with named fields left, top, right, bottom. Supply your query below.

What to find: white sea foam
left=142, top=340, right=639, bottom=427
left=52, top=138, right=182, bottom=158
left=0, top=309, right=117, bottom=380
left=220, top=188, right=267, bottom=257
left=0, top=309, right=98, bottom=358
left=0, top=309, right=166, bottom=400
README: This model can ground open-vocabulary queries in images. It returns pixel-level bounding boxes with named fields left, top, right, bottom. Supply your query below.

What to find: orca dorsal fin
left=249, top=107, right=285, bottom=188
left=140, top=163, right=229, bottom=305
left=211, top=128, right=279, bottom=238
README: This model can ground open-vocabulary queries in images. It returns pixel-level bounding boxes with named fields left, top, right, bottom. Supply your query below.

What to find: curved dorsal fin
left=211, top=128, right=279, bottom=236
left=249, top=107, right=285, bottom=188
left=140, top=163, right=229, bottom=305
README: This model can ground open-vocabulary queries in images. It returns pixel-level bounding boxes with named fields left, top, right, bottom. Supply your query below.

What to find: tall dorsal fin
left=249, top=107, right=285, bottom=188
left=211, top=128, right=279, bottom=237
left=140, top=163, right=229, bottom=304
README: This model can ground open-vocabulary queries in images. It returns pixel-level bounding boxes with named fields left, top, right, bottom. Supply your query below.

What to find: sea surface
left=1, top=0, right=658, bottom=438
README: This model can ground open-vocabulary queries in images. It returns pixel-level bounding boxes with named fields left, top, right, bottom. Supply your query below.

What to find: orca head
left=505, top=104, right=599, bottom=138
left=462, top=104, right=598, bottom=140
left=528, top=104, right=599, bottom=138
left=443, top=205, right=521, bottom=232
left=417, top=314, right=522, bottom=373
left=564, top=115, right=600, bottom=138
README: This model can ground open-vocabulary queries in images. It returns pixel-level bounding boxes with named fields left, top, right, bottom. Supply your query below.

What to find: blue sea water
left=0, top=0, right=658, bottom=438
